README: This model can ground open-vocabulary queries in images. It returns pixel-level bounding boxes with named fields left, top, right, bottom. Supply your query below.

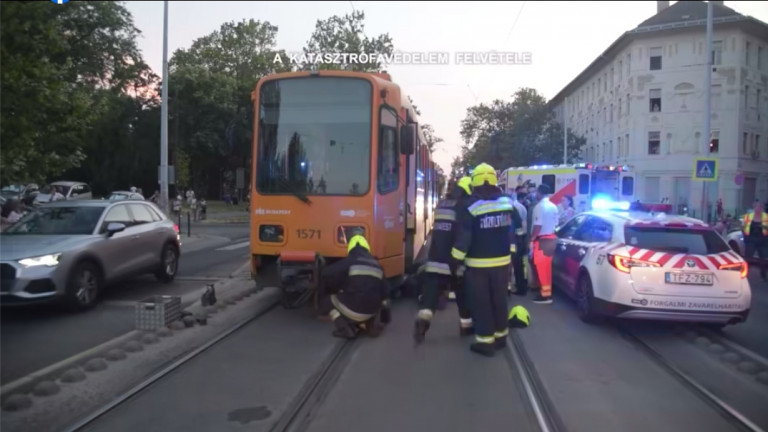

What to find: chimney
left=657, top=1, right=669, bottom=13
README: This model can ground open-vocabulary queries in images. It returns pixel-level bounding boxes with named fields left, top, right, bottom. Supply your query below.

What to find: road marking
left=216, top=241, right=250, bottom=251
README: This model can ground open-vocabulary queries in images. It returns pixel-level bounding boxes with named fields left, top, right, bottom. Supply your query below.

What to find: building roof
left=549, top=1, right=768, bottom=108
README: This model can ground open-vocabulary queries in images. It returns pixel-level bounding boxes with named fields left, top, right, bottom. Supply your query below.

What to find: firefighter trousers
left=511, top=252, right=527, bottom=294
left=319, top=293, right=380, bottom=336
left=464, top=266, right=509, bottom=345
left=418, top=272, right=472, bottom=324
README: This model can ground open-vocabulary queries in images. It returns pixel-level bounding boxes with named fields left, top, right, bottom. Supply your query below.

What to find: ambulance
left=499, top=163, right=636, bottom=213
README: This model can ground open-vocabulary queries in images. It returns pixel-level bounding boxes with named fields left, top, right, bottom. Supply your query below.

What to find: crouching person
left=319, top=234, right=391, bottom=339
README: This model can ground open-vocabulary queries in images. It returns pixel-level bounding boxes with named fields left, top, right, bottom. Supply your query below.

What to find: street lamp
left=159, top=0, right=170, bottom=214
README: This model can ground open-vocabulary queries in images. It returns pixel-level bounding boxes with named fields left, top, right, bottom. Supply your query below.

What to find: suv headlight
left=18, top=253, right=61, bottom=267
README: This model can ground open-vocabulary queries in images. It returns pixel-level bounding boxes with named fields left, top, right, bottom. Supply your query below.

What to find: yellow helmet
left=508, top=305, right=530, bottom=328
left=347, top=234, right=370, bottom=254
left=457, top=176, right=472, bottom=195
left=471, top=163, right=497, bottom=187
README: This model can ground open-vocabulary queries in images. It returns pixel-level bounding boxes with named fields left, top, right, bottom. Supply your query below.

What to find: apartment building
left=549, top=1, right=768, bottom=215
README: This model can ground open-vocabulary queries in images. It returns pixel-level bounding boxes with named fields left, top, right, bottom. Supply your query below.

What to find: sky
left=125, top=1, right=768, bottom=174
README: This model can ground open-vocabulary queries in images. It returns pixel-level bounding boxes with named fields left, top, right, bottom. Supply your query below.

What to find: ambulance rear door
left=619, top=170, right=635, bottom=202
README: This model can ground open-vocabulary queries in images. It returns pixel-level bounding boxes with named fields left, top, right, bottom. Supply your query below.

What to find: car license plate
left=665, top=272, right=714, bottom=286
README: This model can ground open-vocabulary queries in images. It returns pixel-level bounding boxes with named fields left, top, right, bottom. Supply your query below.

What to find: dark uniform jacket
left=451, top=185, right=523, bottom=269
left=321, top=246, right=389, bottom=316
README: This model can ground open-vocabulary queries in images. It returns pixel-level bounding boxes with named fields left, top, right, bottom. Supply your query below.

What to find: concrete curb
left=0, top=260, right=257, bottom=404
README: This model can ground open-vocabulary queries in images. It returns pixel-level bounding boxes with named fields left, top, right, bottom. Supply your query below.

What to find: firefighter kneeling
left=451, top=163, right=525, bottom=357
left=319, top=234, right=391, bottom=339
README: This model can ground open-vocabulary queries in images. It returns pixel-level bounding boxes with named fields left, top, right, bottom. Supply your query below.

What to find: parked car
left=0, top=200, right=181, bottom=311
left=108, top=191, right=145, bottom=201
left=33, top=181, right=92, bottom=205
left=1, top=184, right=39, bottom=206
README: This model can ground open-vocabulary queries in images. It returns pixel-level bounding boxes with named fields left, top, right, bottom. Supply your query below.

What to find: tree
left=456, top=87, right=585, bottom=170
left=0, top=1, right=153, bottom=184
left=169, top=19, right=288, bottom=197
left=421, top=124, right=443, bottom=154
left=301, top=10, right=393, bottom=72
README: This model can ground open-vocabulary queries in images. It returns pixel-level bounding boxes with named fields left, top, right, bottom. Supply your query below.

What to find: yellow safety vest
left=743, top=212, right=768, bottom=236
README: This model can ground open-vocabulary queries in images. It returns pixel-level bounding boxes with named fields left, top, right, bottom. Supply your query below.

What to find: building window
left=755, top=135, right=761, bottom=157
left=610, top=104, right=614, bottom=122
left=649, top=88, right=661, bottom=112
left=618, top=98, right=623, bottom=117
left=745, top=86, right=749, bottom=110
left=627, top=53, right=631, bottom=74
left=759, top=46, right=763, bottom=71
left=598, top=78, right=601, bottom=95
left=650, top=47, right=662, bottom=70
left=743, top=132, right=749, bottom=155
left=618, top=136, right=623, bottom=157
left=619, top=60, right=623, bottom=80
left=709, top=130, right=720, bottom=153
left=711, top=84, right=722, bottom=111
left=712, top=40, right=723, bottom=65
left=609, top=140, right=613, bottom=161
left=625, top=133, right=629, bottom=156
left=626, top=94, right=630, bottom=115
left=648, top=131, right=661, bottom=155
left=604, top=73, right=607, bottom=92
left=758, top=89, right=762, bottom=121
left=746, top=41, right=751, bottom=66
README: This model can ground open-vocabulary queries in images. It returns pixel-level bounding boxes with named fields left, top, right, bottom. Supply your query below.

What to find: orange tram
left=248, top=70, right=438, bottom=308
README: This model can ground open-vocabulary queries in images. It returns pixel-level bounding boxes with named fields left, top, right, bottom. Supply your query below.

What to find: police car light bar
left=592, top=197, right=630, bottom=211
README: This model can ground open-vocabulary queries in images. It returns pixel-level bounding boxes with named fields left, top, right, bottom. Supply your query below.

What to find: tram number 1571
left=296, top=229, right=321, bottom=239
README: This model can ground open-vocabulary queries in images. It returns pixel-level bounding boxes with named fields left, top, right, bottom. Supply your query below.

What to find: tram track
left=505, top=330, right=568, bottom=432
left=269, top=338, right=358, bottom=432
left=618, top=324, right=765, bottom=432
left=61, top=298, right=282, bottom=432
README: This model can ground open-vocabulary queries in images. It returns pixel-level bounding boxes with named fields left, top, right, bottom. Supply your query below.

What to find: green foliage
left=0, top=1, right=153, bottom=185
left=169, top=19, right=287, bottom=196
left=456, top=88, right=586, bottom=171
left=301, top=10, right=394, bottom=72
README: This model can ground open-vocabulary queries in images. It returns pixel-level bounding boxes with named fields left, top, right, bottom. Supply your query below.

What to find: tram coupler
left=276, top=251, right=325, bottom=310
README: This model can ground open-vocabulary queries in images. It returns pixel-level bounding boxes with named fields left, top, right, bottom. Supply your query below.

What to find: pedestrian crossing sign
left=693, top=158, right=718, bottom=182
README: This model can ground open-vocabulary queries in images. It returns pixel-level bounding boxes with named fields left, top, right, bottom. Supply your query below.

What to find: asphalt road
left=0, top=223, right=251, bottom=385
left=718, top=271, right=768, bottom=358
left=78, top=294, right=762, bottom=432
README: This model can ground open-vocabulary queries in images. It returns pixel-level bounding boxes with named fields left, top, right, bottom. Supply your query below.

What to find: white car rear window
left=624, top=227, right=730, bottom=256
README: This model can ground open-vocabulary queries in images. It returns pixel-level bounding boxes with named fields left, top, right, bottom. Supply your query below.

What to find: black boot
left=414, top=318, right=430, bottom=344
left=470, top=342, right=495, bottom=357
left=494, top=337, right=507, bottom=350
left=332, top=317, right=356, bottom=340
left=459, top=325, right=475, bottom=337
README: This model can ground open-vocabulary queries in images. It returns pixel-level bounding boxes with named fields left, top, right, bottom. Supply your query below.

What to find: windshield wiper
left=293, top=191, right=311, bottom=205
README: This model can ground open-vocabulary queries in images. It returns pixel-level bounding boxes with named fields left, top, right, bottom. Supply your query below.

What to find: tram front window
left=257, top=77, right=372, bottom=197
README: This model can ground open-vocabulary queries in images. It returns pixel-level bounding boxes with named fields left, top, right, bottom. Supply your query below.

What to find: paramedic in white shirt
left=530, top=184, right=559, bottom=304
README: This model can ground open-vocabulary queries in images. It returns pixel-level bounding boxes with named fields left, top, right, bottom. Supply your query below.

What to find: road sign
left=692, top=158, right=718, bottom=182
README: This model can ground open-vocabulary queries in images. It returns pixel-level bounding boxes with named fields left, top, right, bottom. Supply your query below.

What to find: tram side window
left=378, top=127, right=399, bottom=194
left=579, top=174, right=590, bottom=195
left=622, top=176, right=634, bottom=197
left=541, top=174, right=556, bottom=194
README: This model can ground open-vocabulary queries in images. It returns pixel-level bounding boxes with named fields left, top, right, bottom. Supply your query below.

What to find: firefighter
left=530, top=184, right=559, bottom=304
left=743, top=199, right=768, bottom=281
left=319, top=234, right=392, bottom=339
left=413, top=176, right=474, bottom=344
left=451, top=163, right=524, bottom=357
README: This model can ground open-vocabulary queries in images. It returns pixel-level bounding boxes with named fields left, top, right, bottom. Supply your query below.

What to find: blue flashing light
left=591, top=197, right=630, bottom=211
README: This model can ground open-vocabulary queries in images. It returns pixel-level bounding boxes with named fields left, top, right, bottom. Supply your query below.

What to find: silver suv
left=0, top=200, right=181, bottom=311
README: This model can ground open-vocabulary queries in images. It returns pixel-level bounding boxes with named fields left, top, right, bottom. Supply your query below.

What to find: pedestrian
left=509, top=186, right=529, bottom=296
left=319, top=234, right=392, bottom=339
left=524, top=185, right=541, bottom=293
left=743, top=199, right=767, bottom=281
left=451, top=163, right=524, bottom=357
left=413, top=176, right=474, bottom=344
left=530, top=184, right=560, bottom=304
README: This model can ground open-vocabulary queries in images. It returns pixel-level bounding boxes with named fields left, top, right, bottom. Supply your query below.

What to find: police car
left=553, top=198, right=751, bottom=328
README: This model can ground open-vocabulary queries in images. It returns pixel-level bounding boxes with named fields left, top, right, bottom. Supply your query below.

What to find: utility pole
left=160, top=0, right=170, bottom=214
left=563, top=96, right=568, bottom=165
left=701, top=1, right=713, bottom=221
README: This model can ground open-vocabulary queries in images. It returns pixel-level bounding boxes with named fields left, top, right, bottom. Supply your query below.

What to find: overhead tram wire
left=504, top=1, right=527, bottom=47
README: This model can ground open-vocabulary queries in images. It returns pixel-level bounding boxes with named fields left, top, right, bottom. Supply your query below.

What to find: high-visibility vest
left=743, top=212, right=768, bottom=236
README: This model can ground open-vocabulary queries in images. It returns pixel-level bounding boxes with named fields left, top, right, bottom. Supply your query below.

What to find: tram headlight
left=259, top=225, right=285, bottom=243
left=337, top=226, right=366, bottom=244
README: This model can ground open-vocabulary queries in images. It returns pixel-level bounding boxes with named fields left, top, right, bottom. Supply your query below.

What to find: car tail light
left=719, top=262, right=747, bottom=279
left=607, top=253, right=660, bottom=274
left=173, top=224, right=180, bottom=233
